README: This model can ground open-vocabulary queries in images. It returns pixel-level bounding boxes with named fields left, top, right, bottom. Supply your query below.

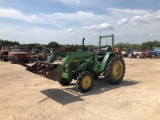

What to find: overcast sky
left=0, top=0, right=160, bottom=45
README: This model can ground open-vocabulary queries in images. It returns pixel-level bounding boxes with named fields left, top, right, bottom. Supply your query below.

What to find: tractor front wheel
left=59, top=78, right=71, bottom=86
left=76, top=71, right=94, bottom=92
left=3, top=55, right=8, bottom=61
left=105, top=56, right=125, bottom=84
left=10, top=59, right=16, bottom=64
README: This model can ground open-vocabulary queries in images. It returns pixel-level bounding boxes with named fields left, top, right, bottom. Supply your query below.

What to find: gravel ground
left=0, top=58, right=160, bottom=120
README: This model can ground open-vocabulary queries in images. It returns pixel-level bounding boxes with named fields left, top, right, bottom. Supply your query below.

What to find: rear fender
left=99, top=52, right=120, bottom=72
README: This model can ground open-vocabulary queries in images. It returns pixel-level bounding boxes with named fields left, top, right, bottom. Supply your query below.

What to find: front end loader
left=15, top=35, right=125, bottom=92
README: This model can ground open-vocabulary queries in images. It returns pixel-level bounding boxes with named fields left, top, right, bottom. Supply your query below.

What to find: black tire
left=30, top=58, right=36, bottom=62
left=0, top=55, right=3, bottom=61
left=104, top=56, right=125, bottom=85
left=136, top=55, right=140, bottom=59
left=10, top=57, right=16, bottom=64
left=116, top=53, right=122, bottom=58
left=59, top=78, right=71, bottom=86
left=76, top=71, right=94, bottom=92
left=152, top=54, right=155, bottom=58
left=94, top=73, right=99, bottom=79
left=10, top=60, right=15, bottom=64
left=128, top=53, right=132, bottom=58
left=25, top=60, right=29, bottom=63
left=2, top=56, right=7, bottom=61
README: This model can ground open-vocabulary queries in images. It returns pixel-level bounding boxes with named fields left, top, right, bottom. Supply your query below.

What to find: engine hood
left=1, top=50, right=9, bottom=52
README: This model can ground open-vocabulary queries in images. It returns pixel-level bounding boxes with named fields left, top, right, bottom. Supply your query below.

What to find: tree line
left=0, top=39, right=20, bottom=46
left=0, top=39, right=160, bottom=51
left=115, top=40, right=160, bottom=51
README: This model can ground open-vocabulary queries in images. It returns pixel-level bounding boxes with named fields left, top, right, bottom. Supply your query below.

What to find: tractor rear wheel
left=77, top=71, right=94, bottom=92
left=59, top=78, right=71, bottom=86
left=105, top=56, right=125, bottom=84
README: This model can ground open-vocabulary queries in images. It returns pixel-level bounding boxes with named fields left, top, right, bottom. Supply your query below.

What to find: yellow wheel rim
left=113, top=61, right=124, bottom=79
left=82, top=76, right=92, bottom=89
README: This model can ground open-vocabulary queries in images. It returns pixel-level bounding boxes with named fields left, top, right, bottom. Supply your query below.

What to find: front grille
left=16, top=54, right=28, bottom=59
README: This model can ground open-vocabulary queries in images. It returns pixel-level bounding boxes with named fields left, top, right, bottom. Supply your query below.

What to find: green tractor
left=18, top=34, right=125, bottom=92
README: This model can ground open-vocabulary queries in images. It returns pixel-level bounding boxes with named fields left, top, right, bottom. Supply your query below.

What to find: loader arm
left=48, top=51, right=68, bottom=63
left=62, top=52, right=98, bottom=70
left=57, top=52, right=99, bottom=80
left=45, top=52, right=99, bottom=81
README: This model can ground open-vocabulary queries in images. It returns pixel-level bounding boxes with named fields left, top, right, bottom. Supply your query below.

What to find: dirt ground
left=0, top=58, right=160, bottom=120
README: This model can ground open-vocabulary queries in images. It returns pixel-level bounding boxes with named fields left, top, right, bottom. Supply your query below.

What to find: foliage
left=141, top=40, right=160, bottom=50
left=115, top=43, right=131, bottom=50
left=115, top=41, right=160, bottom=51
left=33, top=44, right=46, bottom=50
left=47, top=41, right=60, bottom=48
left=0, top=39, right=20, bottom=46
left=1, top=38, right=160, bottom=52
left=21, top=43, right=37, bottom=51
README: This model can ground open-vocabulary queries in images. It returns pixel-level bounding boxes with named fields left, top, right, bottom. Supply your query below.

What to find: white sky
left=0, top=0, right=160, bottom=45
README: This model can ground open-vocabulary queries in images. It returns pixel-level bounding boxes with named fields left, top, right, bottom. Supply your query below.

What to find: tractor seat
left=98, top=47, right=112, bottom=61
left=98, top=50, right=106, bottom=61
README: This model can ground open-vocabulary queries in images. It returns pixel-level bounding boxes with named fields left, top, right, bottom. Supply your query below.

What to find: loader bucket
left=11, top=58, right=64, bottom=81
left=27, top=61, right=56, bottom=74
left=27, top=61, right=63, bottom=81
left=45, top=64, right=63, bottom=81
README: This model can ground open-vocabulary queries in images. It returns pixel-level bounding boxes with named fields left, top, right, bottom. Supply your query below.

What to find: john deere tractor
left=16, top=34, right=125, bottom=92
